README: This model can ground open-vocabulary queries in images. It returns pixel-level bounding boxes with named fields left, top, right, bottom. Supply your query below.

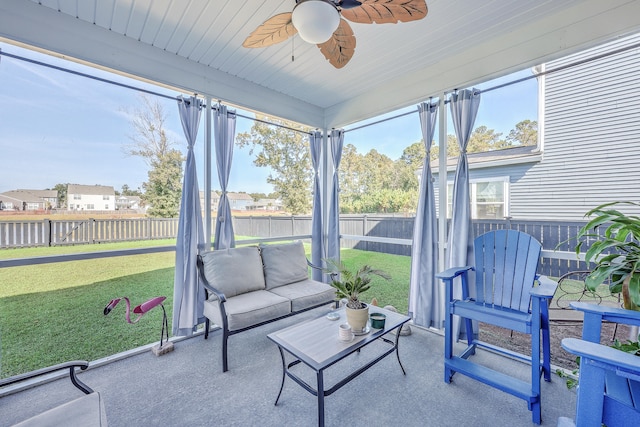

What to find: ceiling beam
left=0, top=0, right=325, bottom=127
left=324, top=0, right=640, bottom=128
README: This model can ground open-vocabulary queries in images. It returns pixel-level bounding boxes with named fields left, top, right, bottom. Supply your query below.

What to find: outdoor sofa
left=197, top=241, right=336, bottom=372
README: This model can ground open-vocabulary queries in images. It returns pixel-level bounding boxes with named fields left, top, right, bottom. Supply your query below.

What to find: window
left=103, top=195, right=110, bottom=200
left=105, top=204, right=109, bottom=210
left=86, top=204, right=94, bottom=210
left=446, top=177, right=509, bottom=219
left=73, top=194, right=81, bottom=200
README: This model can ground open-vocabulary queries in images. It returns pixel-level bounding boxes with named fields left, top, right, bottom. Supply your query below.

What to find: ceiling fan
left=242, top=0, right=428, bottom=69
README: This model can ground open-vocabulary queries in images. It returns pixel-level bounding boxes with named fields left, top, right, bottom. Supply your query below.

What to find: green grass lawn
left=0, top=243, right=411, bottom=377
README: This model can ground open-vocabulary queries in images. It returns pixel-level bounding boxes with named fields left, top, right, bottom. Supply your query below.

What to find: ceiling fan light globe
left=291, top=0, right=340, bottom=45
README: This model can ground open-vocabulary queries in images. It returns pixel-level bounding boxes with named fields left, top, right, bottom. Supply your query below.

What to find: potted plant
left=574, top=201, right=640, bottom=311
left=324, top=259, right=391, bottom=332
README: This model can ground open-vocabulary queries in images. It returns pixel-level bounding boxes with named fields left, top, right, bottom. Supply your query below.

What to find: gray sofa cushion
left=260, top=241, right=309, bottom=289
left=203, top=290, right=291, bottom=331
left=200, top=247, right=265, bottom=298
left=268, top=279, right=336, bottom=312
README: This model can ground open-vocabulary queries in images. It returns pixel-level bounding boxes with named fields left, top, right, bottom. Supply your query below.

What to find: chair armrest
left=531, top=275, right=557, bottom=299
left=570, top=302, right=640, bottom=326
left=561, top=338, right=640, bottom=378
left=436, top=266, right=473, bottom=281
left=196, top=254, right=227, bottom=303
left=201, top=279, right=227, bottom=303
left=0, top=361, right=92, bottom=394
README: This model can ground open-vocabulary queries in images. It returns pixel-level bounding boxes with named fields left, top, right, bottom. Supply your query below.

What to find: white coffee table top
left=268, top=306, right=410, bottom=370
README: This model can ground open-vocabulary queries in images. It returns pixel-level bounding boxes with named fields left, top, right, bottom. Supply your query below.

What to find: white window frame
left=446, top=176, right=510, bottom=219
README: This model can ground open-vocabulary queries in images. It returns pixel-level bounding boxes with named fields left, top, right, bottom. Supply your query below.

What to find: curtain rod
left=344, top=109, right=416, bottom=133
left=345, top=38, right=640, bottom=132
left=478, top=39, right=640, bottom=95
left=0, top=49, right=312, bottom=135
left=234, top=111, right=313, bottom=135
left=0, top=49, right=178, bottom=101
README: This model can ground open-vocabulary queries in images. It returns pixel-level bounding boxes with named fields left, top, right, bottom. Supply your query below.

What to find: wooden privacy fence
left=0, top=218, right=178, bottom=248
left=2, top=215, right=592, bottom=278
left=234, top=215, right=591, bottom=279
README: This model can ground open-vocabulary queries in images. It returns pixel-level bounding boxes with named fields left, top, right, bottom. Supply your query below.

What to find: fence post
left=45, top=218, right=52, bottom=247
left=363, top=215, right=368, bottom=252
left=90, top=218, right=96, bottom=244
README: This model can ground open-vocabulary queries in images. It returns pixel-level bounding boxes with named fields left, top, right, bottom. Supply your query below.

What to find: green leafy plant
left=556, top=358, right=580, bottom=390
left=324, top=259, right=391, bottom=309
left=611, top=334, right=640, bottom=356
left=574, top=201, right=640, bottom=310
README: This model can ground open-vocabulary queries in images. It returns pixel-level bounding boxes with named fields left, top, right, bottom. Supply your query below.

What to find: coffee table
left=267, top=306, right=410, bottom=427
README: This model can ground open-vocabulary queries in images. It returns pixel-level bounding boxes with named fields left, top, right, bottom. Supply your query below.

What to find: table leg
left=275, top=346, right=286, bottom=406
left=317, top=369, right=325, bottom=427
left=395, top=328, right=407, bottom=375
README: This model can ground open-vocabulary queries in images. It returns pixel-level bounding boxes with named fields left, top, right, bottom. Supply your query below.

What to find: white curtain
left=172, top=95, right=205, bottom=336
left=327, top=129, right=344, bottom=263
left=310, top=130, right=325, bottom=281
left=213, top=104, right=236, bottom=250
left=409, top=101, right=439, bottom=328
left=448, top=88, right=481, bottom=338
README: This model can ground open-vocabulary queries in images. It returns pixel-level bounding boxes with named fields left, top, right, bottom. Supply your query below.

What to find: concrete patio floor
left=0, top=306, right=576, bottom=426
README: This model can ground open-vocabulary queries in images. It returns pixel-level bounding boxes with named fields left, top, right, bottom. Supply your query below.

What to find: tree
left=338, top=145, right=420, bottom=214
left=118, top=184, right=142, bottom=197
left=142, top=150, right=183, bottom=218
left=236, top=116, right=312, bottom=215
left=123, top=94, right=183, bottom=218
left=249, top=192, right=267, bottom=201
left=507, top=119, right=538, bottom=146
left=51, top=183, right=68, bottom=208
left=395, top=142, right=425, bottom=192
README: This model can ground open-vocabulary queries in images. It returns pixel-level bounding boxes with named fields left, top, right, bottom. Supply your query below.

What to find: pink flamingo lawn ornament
left=104, top=296, right=174, bottom=356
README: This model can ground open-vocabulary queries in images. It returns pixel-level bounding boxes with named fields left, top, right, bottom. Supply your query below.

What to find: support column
left=320, top=128, right=331, bottom=262
left=438, top=93, right=448, bottom=271
left=204, top=97, right=212, bottom=248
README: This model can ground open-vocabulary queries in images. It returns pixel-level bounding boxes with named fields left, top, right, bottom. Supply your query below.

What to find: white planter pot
left=345, top=303, right=369, bottom=333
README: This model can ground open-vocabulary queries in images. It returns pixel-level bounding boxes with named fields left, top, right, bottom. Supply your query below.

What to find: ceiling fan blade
left=317, top=18, right=356, bottom=69
left=341, top=0, right=428, bottom=24
left=243, top=13, right=297, bottom=48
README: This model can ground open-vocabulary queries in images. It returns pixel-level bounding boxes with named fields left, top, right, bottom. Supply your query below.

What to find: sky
left=0, top=41, right=538, bottom=195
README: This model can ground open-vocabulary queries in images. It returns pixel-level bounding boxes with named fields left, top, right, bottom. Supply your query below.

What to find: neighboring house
left=247, top=198, right=283, bottom=211
left=432, top=32, right=640, bottom=221
left=227, top=192, right=253, bottom=210
left=199, top=191, right=220, bottom=212
left=18, top=189, right=58, bottom=208
left=0, top=193, right=27, bottom=210
left=115, top=195, right=141, bottom=210
left=200, top=191, right=253, bottom=211
left=67, top=184, right=116, bottom=211
left=431, top=145, right=541, bottom=219
left=0, top=189, right=55, bottom=210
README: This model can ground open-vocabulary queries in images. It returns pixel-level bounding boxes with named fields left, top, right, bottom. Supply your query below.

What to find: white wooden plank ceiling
left=1, top=0, right=639, bottom=127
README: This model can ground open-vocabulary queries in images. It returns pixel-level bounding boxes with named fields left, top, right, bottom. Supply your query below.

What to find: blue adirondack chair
left=436, top=230, right=557, bottom=425
left=559, top=302, right=640, bottom=427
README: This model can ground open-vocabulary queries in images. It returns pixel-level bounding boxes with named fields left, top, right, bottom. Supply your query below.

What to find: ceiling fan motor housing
left=292, top=0, right=341, bottom=44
